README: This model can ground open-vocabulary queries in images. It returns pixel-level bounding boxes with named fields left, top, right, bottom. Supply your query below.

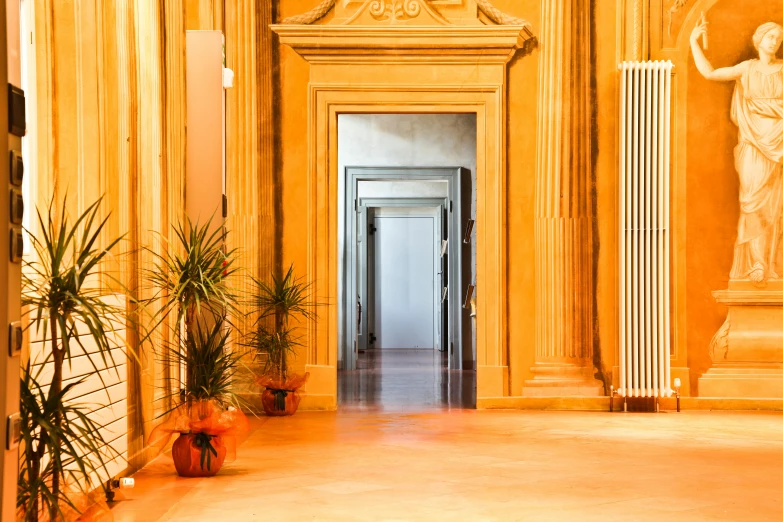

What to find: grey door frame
left=342, top=166, right=466, bottom=371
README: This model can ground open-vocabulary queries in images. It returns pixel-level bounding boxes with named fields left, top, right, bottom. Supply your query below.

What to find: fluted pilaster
left=224, top=0, right=276, bottom=344
left=526, top=0, right=602, bottom=396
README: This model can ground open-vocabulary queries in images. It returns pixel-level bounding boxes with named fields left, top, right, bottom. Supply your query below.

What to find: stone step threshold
left=477, top=396, right=783, bottom=412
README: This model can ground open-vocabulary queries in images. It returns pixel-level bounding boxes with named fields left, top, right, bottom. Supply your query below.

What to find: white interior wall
left=338, top=113, right=477, bottom=365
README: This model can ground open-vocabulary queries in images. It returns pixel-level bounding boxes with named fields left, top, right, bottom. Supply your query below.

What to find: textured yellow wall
left=277, top=1, right=312, bottom=376
left=496, top=0, right=541, bottom=395
left=594, top=0, right=621, bottom=386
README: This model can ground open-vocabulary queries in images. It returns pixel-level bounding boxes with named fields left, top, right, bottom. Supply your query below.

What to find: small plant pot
left=261, top=388, right=302, bottom=416
left=172, top=432, right=227, bottom=477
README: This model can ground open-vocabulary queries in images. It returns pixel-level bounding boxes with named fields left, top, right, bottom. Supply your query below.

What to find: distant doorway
left=368, top=206, right=442, bottom=351
left=341, top=167, right=472, bottom=372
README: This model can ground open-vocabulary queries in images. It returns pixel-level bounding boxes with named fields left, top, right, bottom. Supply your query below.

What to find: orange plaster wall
left=593, top=0, right=620, bottom=385
left=495, top=0, right=541, bottom=395
left=685, top=0, right=783, bottom=390
left=278, top=0, right=313, bottom=375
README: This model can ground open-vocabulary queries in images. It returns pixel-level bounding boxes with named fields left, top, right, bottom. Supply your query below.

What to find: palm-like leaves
left=168, top=317, right=244, bottom=408
left=251, top=265, right=316, bottom=326
left=22, top=198, right=129, bottom=385
left=142, top=216, right=241, bottom=342
left=250, top=325, right=303, bottom=379
left=18, top=361, right=120, bottom=521
left=247, top=265, right=316, bottom=380
left=20, top=197, right=132, bottom=521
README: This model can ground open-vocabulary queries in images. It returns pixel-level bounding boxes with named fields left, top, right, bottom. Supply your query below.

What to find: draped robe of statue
left=729, top=59, right=783, bottom=280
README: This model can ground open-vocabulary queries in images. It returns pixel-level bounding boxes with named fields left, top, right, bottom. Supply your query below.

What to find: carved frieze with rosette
left=368, top=0, right=422, bottom=22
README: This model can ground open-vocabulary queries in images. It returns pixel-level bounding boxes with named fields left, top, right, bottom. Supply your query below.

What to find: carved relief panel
left=332, top=0, right=480, bottom=25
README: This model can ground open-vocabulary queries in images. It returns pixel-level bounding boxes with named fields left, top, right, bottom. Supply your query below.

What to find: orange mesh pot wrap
left=256, top=372, right=309, bottom=416
left=171, top=433, right=227, bottom=477
left=256, top=372, right=309, bottom=392
left=147, top=400, right=250, bottom=463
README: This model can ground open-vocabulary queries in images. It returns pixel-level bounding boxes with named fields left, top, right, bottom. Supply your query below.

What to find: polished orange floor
left=112, top=351, right=783, bottom=521
left=338, top=349, right=476, bottom=411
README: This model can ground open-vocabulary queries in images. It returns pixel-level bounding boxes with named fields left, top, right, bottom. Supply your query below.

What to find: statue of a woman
left=691, top=20, right=783, bottom=283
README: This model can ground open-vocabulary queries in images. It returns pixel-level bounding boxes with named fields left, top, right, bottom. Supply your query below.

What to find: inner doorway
left=337, top=113, right=477, bottom=410
left=368, top=206, right=442, bottom=351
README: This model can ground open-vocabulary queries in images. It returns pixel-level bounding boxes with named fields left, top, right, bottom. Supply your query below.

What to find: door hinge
left=355, top=199, right=358, bottom=211
left=369, top=223, right=377, bottom=235
left=450, top=342, right=454, bottom=354
left=449, top=201, right=453, bottom=213
left=370, top=333, right=377, bottom=345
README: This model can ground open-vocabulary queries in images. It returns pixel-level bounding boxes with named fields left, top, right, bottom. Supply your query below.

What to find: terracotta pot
left=261, top=388, right=302, bottom=416
left=172, top=432, right=227, bottom=477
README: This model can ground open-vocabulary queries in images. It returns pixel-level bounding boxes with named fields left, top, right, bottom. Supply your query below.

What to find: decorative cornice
left=271, top=24, right=533, bottom=63
left=280, top=0, right=535, bottom=44
left=713, top=289, right=783, bottom=305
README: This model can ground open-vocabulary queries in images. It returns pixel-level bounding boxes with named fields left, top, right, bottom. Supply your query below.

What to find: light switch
left=10, top=150, right=23, bottom=186
left=10, top=227, right=23, bottom=263
left=6, top=412, right=21, bottom=450
left=10, top=188, right=23, bottom=225
left=8, top=321, right=22, bottom=357
left=8, top=84, right=26, bottom=137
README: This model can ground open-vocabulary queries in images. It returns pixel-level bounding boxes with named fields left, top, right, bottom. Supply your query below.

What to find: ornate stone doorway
left=272, top=0, right=534, bottom=409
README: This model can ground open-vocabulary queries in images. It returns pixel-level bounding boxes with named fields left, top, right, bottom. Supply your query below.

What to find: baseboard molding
left=478, top=396, right=783, bottom=412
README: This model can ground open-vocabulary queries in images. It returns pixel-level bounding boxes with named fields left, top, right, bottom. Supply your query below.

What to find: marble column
left=524, top=0, right=603, bottom=396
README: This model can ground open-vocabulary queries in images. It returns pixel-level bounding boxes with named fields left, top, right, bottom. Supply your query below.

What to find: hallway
left=338, top=349, right=476, bottom=411
left=112, top=410, right=783, bottom=521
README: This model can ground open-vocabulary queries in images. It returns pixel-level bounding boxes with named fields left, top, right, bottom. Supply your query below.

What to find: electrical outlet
left=6, top=412, right=20, bottom=450
left=8, top=321, right=21, bottom=357
left=9, top=227, right=23, bottom=263
left=10, top=188, right=23, bottom=225
left=8, top=84, right=26, bottom=137
left=9, top=150, right=23, bottom=186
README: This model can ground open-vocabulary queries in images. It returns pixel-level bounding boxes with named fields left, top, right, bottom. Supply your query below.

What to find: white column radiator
left=618, top=61, right=673, bottom=398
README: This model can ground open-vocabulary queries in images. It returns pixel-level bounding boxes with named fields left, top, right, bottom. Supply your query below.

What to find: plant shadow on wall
left=245, top=265, right=318, bottom=417
left=143, top=217, right=250, bottom=478
left=18, top=197, right=135, bottom=521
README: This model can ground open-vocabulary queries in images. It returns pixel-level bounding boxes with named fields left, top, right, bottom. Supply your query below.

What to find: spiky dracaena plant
left=20, top=198, right=131, bottom=521
left=168, top=316, right=244, bottom=408
left=247, top=265, right=316, bottom=381
left=17, top=360, right=120, bottom=521
left=143, top=217, right=240, bottom=390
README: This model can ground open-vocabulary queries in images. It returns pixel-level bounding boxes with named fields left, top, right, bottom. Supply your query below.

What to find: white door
left=373, top=208, right=440, bottom=349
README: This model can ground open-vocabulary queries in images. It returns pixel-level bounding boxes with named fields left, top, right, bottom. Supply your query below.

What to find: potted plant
left=142, top=216, right=241, bottom=363
left=144, top=217, right=249, bottom=476
left=19, top=198, right=129, bottom=521
left=148, top=317, right=249, bottom=477
left=248, top=265, right=316, bottom=416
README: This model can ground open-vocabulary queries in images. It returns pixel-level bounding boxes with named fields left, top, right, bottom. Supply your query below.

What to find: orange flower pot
left=261, top=388, right=302, bottom=416
left=172, top=432, right=227, bottom=477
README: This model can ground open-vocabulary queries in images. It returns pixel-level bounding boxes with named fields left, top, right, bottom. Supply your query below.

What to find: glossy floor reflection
left=113, top=410, right=783, bottom=521
left=338, top=349, right=476, bottom=411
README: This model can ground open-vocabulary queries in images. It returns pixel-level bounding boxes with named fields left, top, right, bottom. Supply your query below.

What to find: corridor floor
left=112, top=410, right=783, bottom=521
left=111, top=352, right=783, bottom=521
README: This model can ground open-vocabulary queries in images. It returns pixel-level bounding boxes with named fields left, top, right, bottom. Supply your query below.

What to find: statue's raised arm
left=690, top=16, right=747, bottom=81
left=709, top=21, right=783, bottom=284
